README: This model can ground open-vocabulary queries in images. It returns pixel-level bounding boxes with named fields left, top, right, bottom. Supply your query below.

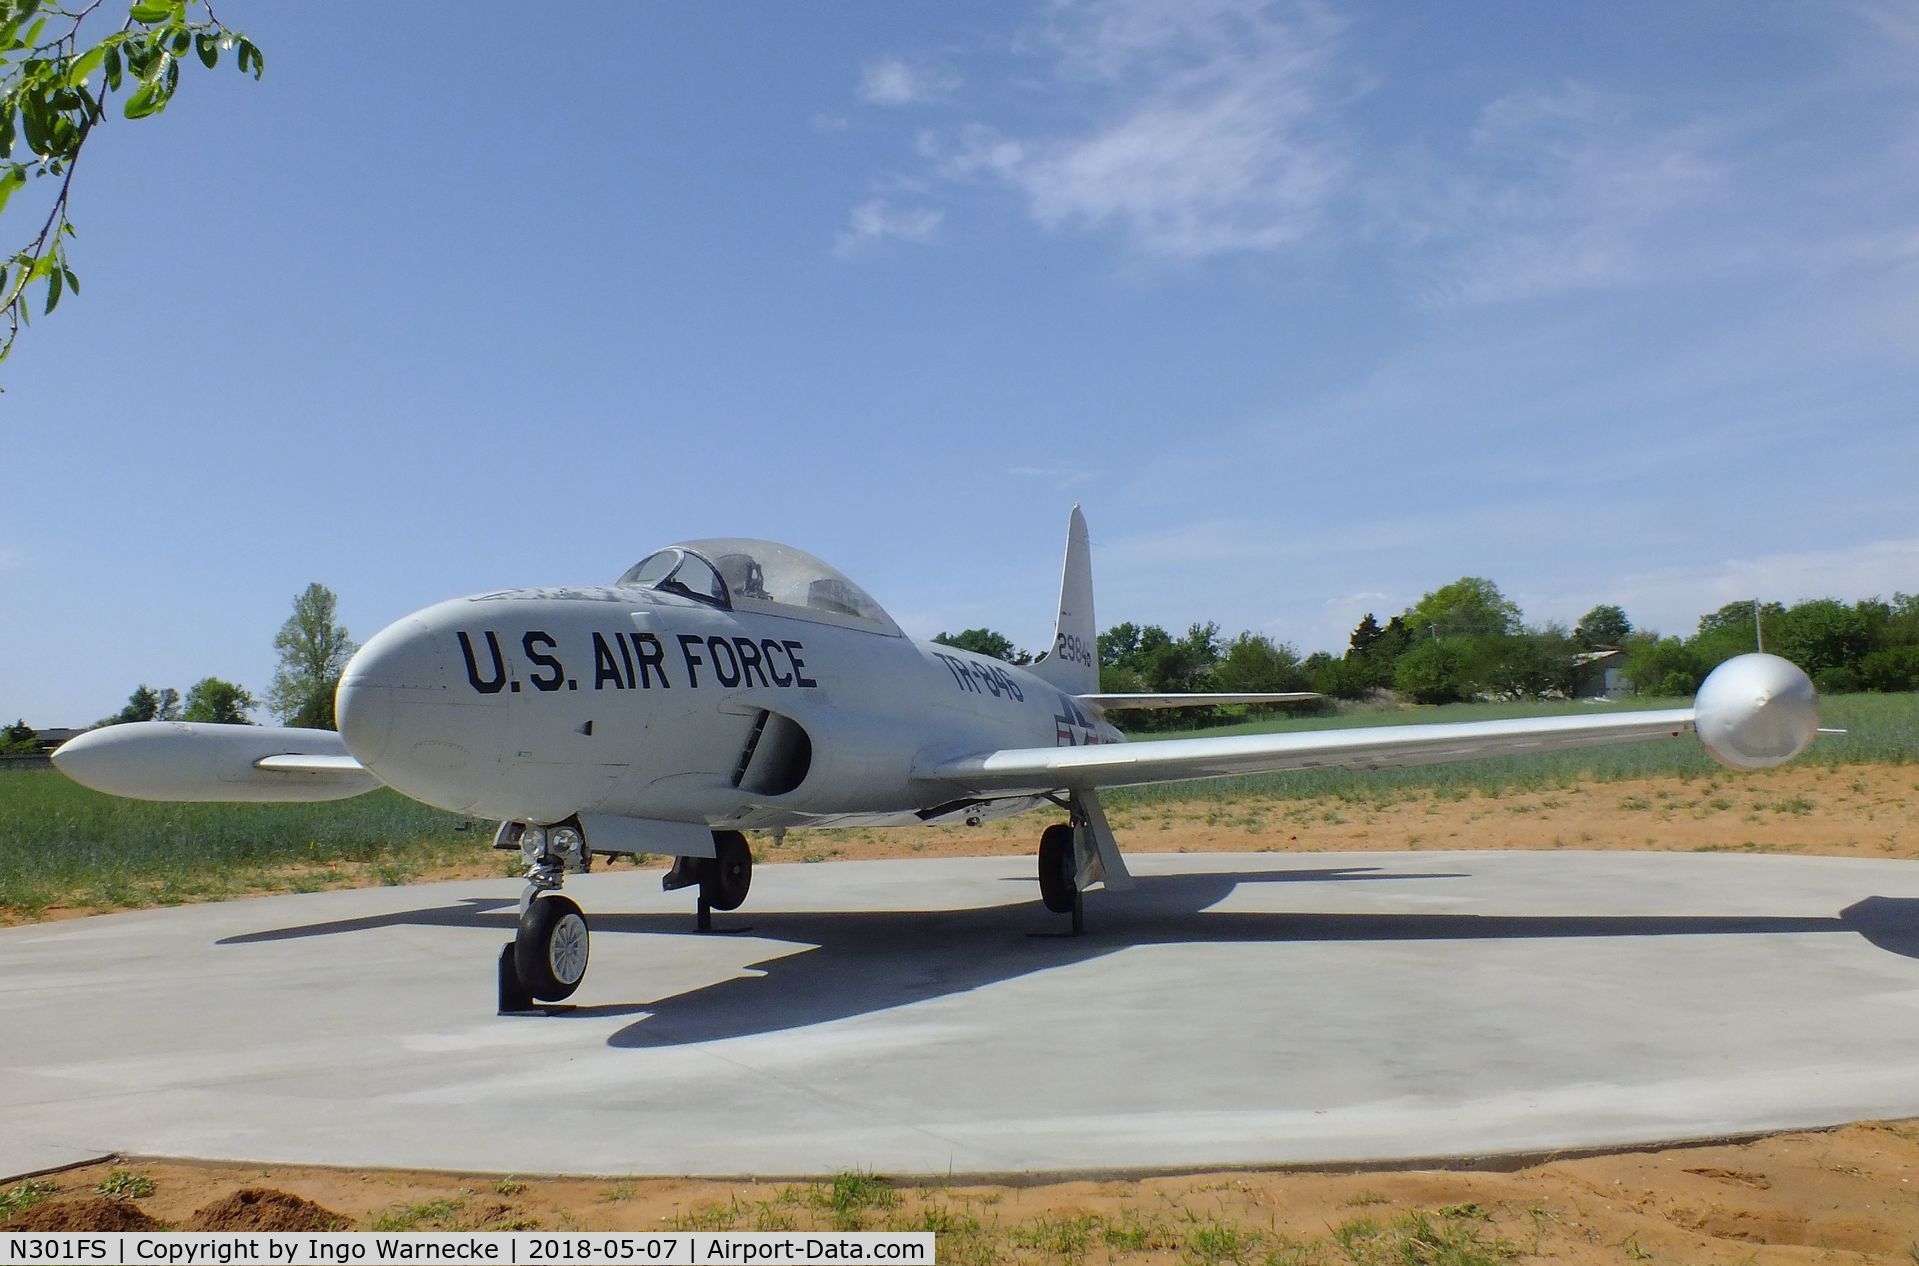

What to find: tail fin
left=1029, top=505, right=1099, bottom=696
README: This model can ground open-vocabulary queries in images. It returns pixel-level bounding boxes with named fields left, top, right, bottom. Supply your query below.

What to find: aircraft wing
left=1079, top=692, right=1319, bottom=710
left=916, top=708, right=1697, bottom=796
left=253, top=754, right=373, bottom=774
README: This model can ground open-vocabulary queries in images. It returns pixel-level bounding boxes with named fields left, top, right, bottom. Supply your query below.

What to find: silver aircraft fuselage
left=335, top=585, right=1118, bottom=831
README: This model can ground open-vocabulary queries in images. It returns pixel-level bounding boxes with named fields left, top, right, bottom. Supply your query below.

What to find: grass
left=805, top=1170, right=899, bottom=1230
left=370, top=1195, right=469, bottom=1231
left=0, top=1179, right=58, bottom=1222
left=0, top=774, right=485, bottom=918
left=94, top=1169, right=155, bottom=1199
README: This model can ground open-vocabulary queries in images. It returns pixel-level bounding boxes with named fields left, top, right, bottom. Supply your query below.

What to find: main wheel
left=701, top=830, right=753, bottom=911
left=515, top=894, right=590, bottom=1001
left=1038, top=823, right=1077, bottom=914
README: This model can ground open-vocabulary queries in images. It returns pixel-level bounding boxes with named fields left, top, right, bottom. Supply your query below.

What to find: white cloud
left=834, top=199, right=944, bottom=255
left=860, top=56, right=958, bottom=107
left=927, top=0, right=1352, bottom=259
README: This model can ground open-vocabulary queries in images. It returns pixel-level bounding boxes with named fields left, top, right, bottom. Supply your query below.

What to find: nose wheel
left=515, top=894, right=590, bottom=1001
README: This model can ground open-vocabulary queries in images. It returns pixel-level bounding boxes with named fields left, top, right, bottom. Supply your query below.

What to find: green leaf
left=127, top=3, right=171, bottom=23
left=0, top=168, right=21, bottom=216
left=19, top=97, right=49, bottom=156
left=237, top=38, right=261, bottom=79
left=62, top=266, right=76, bottom=296
left=122, top=81, right=164, bottom=118
left=43, top=266, right=60, bottom=314
left=103, top=43, right=121, bottom=90
left=66, top=45, right=104, bottom=87
left=168, top=28, right=188, bottom=56
left=194, top=32, right=215, bottom=69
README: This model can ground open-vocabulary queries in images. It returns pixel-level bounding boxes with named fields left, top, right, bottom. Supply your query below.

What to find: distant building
left=0, top=725, right=90, bottom=771
left=1571, top=650, right=1631, bottom=699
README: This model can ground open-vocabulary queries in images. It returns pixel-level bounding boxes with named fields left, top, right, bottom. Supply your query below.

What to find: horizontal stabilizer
left=1079, top=692, right=1319, bottom=711
left=53, top=722, right=382, bottom=802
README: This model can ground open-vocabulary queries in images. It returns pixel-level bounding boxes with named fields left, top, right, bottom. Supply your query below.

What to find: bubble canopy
left=616, top=538, right=901, bottom=635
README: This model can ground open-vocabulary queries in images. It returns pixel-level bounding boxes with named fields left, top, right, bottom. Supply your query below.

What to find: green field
left=0, top=778, right=485, bottom=917
left=3, top=692, right=1914, bottom=918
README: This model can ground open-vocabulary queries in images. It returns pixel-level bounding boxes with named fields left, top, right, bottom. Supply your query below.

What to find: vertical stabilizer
left=1030, top=505, right=1098, bottom=696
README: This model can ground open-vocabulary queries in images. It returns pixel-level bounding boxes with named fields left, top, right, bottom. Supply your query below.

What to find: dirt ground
left=8, top=1122, right=1919, bottom=1261
left=9, top=763, right=1919, bottom=1256
left=782, top=763, right=1919, bottom=864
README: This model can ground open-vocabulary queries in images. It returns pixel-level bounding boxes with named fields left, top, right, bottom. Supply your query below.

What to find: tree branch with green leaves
left=0, top=0, right=260, bottom=366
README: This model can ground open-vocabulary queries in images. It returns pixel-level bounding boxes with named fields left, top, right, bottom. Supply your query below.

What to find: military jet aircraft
left=54, top=508, right=1826, bottom=1004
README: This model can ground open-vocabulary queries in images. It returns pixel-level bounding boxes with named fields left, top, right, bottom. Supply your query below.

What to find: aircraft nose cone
left=335, top=618, right=431, bottom=767
left=335, top=606, right=509, bottom=815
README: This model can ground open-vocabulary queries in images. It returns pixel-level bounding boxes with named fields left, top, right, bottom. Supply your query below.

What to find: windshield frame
left=618, top=548, right=731, bottom=609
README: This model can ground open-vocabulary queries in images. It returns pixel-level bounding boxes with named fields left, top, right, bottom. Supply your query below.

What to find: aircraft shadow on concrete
left=211, top=868, right=1919, bottom=1047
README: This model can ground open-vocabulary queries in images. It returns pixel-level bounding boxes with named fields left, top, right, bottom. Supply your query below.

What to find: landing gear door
left=1072, top=788, right=1133, bottom=891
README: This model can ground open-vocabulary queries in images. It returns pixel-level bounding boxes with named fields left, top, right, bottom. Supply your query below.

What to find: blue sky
left=5, top=1, right=1917, bottom=725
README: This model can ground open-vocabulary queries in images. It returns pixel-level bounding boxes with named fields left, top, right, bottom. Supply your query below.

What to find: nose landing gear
left=500, top=821, right=592, bottom=1013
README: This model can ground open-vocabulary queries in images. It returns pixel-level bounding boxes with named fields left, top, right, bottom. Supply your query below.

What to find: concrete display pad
left=6, top=851, right=1919, bottom=1180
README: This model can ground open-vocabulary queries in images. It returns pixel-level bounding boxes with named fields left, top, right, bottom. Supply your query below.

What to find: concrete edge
left=94, top=1123, right=1885, bottom=1188
left=0, top=1154, right=116, bottom=1186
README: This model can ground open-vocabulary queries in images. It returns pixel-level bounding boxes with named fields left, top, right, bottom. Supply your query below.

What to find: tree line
left=3, top=582, right=356, bottom=750
left=937, top=578, right=1919, bottom=729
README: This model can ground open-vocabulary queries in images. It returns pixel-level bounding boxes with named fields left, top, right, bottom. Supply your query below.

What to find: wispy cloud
left=1579, top=538, right=1919, bottom=640
left=1007, top=463, right=1097, bottom=490
left=834, top=199, right=944, bottom=256
left=1385, top=83, right=1729, bottom=306
left=924, top=0, right=1352, bottom=259
left=860, top=56, right=959, bottom=107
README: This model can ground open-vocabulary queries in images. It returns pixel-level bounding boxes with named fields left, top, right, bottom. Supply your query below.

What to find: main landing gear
left=661, top=829, right=753, bottom=931
left=501, top=824, right=760, bottom=1013
left=1036, top=818, right=1085, bottom=936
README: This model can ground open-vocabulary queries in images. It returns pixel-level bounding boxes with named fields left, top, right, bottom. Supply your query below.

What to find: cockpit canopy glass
left=616, top=538, right=899, bottom=634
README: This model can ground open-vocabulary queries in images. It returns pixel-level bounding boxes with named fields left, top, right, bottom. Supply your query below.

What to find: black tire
left=701, top=830, right=753, bottom=911
left=515, top=894, right=590, bottom=1001
left=1038, top=823, right=1077, bottom=914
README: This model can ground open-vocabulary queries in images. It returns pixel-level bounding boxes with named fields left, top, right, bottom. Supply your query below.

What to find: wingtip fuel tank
left=51, top=722, right=381, bottom=802
left=1692, top=652, right=1820, bottom=771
